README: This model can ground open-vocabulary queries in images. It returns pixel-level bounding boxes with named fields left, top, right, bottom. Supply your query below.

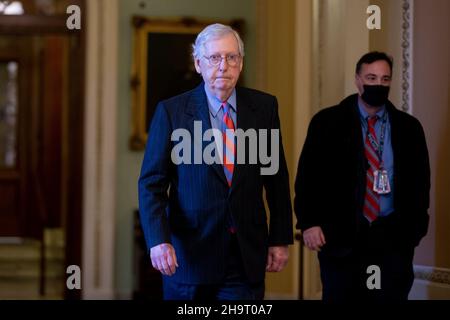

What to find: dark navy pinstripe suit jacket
left=138, top=83, right=293, bottom=284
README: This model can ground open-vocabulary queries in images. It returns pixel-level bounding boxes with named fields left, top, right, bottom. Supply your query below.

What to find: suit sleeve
left=138, top=102, right=173, bottom=251
left=263, top=96, right=294, bottom=246
left=294, top=113, right=325, bottom=231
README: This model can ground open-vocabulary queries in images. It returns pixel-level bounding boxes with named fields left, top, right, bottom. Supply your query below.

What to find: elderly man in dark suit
left=295, top=51, right=430, bottom=301
left=138, top=23, right=293, bottom=300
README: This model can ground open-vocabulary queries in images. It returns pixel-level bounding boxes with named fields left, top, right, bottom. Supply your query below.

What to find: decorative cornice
left=401, top=0, right=413, bottom=113
left=414, top=265, right=450, bottom=285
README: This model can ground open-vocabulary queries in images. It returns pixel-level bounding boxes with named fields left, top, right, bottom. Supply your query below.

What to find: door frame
left=0, top=1, right=86, bottom=300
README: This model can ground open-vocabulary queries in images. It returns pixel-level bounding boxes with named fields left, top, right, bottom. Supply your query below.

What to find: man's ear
left=194, top=59, right=202, bottom=74
left=355, top=74, right=363, bottom=95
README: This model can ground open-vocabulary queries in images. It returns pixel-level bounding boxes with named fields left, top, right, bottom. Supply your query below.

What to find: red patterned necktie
left=222, top=101, right=235, bottom=187
left=222, top=101, right=237, bottom=233
left=363, top=116, right=380, bottom=223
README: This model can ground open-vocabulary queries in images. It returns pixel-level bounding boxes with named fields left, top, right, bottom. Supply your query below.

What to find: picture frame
left=129, top=16, right=244, bottom=150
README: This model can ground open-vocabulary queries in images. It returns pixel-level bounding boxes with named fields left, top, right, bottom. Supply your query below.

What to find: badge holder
left=373, top=169, right=391, bottom=194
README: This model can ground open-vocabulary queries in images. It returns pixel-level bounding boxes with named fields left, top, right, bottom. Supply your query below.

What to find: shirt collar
left=204, top=84, right=237, bottom=118
left=357, top=96, right=386, bottom=120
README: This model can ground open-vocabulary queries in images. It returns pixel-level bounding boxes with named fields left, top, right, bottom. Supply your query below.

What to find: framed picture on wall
left=129, top=16, right=244, bottom=150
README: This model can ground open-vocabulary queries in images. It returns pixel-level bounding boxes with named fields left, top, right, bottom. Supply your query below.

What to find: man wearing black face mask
left=294, top=51, right=430, bottom=301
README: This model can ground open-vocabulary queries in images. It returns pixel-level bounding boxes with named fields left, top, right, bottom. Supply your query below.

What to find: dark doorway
left=0, top=0, right=85, bottom=299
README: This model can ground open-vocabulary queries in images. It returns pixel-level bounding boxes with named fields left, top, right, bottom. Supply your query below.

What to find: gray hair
left=192, top=23, right=245, bottom=61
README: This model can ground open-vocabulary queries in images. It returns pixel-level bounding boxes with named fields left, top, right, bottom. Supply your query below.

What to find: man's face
left=355, top=60, right=392, bottom=95
left=195, top=33, right=243, bottom=100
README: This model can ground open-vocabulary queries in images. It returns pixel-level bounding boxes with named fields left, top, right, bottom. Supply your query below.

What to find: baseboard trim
left=410, top=265, right=450, bottom=299
left=82, top=289, right=116, bottom=300
left=115, top=290, right=133, bottom=300
left=414, top=265, right=450, bottom=285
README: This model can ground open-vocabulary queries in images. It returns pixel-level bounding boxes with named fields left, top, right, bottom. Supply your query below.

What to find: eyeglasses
left=203, top=54, right=241, bottom=67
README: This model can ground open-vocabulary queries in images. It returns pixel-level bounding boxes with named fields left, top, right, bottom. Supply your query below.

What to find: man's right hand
left=302, top=226, right=326, bottom=251
left=150, top=243, right=178, bottom=276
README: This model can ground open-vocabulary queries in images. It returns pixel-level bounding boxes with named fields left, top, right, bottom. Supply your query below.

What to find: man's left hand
left=266, top=246, right=289, bottom=272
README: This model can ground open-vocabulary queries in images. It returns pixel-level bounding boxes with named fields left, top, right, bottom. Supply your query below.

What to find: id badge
left=373, top=169, right=391, bottom=194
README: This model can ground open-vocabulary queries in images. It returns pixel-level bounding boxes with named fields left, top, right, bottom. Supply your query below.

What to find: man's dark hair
left=355, top=51, right=393, bottom=74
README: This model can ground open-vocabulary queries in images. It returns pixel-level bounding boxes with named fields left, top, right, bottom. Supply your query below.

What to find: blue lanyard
left=363, top=111, right=388, bottom=166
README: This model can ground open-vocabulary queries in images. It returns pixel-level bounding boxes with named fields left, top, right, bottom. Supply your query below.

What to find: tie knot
left=222, top=101, right=230, bottom=114
left=367, top=116, right=378, bottom=127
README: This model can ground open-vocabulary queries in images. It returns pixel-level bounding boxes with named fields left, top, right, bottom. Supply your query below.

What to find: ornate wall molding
left=401, top=0, right=414, bottom=114
left=414, top=265, right=450, bottom=286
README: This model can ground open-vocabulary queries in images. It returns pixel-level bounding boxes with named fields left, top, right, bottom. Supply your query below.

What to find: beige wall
left=256, top=0, right=314, bottom=299
left=313, top=0, right=369, bottom=111
left=297, top=0, right=450, bottom=299
left=362, top=0, right=450, bottom=298
left=259, top=0, right=297, bottom=298
left=412, top=0, right=450, bottom=268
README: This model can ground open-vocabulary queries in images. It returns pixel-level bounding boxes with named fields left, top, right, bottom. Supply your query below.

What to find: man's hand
left=302, top=226, right=326, bottom=251
left=150, top=243, right=178, bottom=276
left=266, top=246, right=289, bottom=272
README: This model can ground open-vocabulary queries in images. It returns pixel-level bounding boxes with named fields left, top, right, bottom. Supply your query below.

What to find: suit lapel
left=186, top=83, right=212, bottom=130
left=347, top=95, right=367, bottom=214
left=349, top=96, right=364, bottom=157
left=386, top=102, right=401, bottom=210
left=186, top=84, right=228, bottom=186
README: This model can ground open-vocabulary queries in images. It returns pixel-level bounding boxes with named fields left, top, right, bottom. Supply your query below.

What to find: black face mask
left=361, top=85, right=390, bottom=106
